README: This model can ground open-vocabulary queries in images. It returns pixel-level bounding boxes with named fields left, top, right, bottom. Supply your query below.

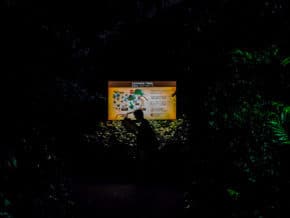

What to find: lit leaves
left=226, top=188, right=240, bottom=201
left=230, top=46, right=280, bottom=65
left=268, top=104, right=290, bottom=145
left=281, top=57, right=290, bottom=66
left=0, top=193, right=13, bottom=218
left=205, top=79, right=285, bottom=183
left=85, top=118, right=191, bottom=159
left=230, top=46, right=290, bottom=69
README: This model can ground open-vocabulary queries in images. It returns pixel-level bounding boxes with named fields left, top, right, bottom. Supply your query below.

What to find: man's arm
left=122, top=117, right=138, bottom=133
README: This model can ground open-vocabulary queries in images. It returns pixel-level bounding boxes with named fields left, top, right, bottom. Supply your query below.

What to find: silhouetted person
left=122, top=109, right=161, bottom=217
left=122, top=109, right=159, bottom=183
left=123, top=109, right=158, bottom=160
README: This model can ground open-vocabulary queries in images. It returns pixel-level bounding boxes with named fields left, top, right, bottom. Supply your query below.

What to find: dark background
left=2, top=0, right=290, bottom=218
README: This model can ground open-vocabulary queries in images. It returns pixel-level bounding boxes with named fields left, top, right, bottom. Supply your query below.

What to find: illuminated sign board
left=108, top=81, right=176, bottom=120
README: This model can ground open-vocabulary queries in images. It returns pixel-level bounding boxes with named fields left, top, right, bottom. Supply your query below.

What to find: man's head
left=133, top=109, right=144, bottom=120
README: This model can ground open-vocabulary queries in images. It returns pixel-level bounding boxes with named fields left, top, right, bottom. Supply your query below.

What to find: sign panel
left=108, top=81, right=176, bottom=120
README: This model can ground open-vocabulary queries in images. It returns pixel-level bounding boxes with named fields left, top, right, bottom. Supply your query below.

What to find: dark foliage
left=2, top=0, right=290, bottom=218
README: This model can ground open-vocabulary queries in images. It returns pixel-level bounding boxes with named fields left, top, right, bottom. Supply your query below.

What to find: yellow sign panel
left=108, top=81, right=176, bottom=120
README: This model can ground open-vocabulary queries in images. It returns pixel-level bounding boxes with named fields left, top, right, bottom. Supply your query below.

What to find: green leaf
left=11, top=157, right=17, bottom=168
left=134, top=89, right=144, bottom=96
left=281, top=57, right=290, bottom=66
left=273, top=47, right=279, bottom=56
left=128, top=95, right=136, bottom=101
left=226, top=188, right=240, bottom=200
left=244, top=51, right=253, bottom=60
left=4, top=198, right=11, bottom=207
left=232, top=49, right=244, bottom=55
